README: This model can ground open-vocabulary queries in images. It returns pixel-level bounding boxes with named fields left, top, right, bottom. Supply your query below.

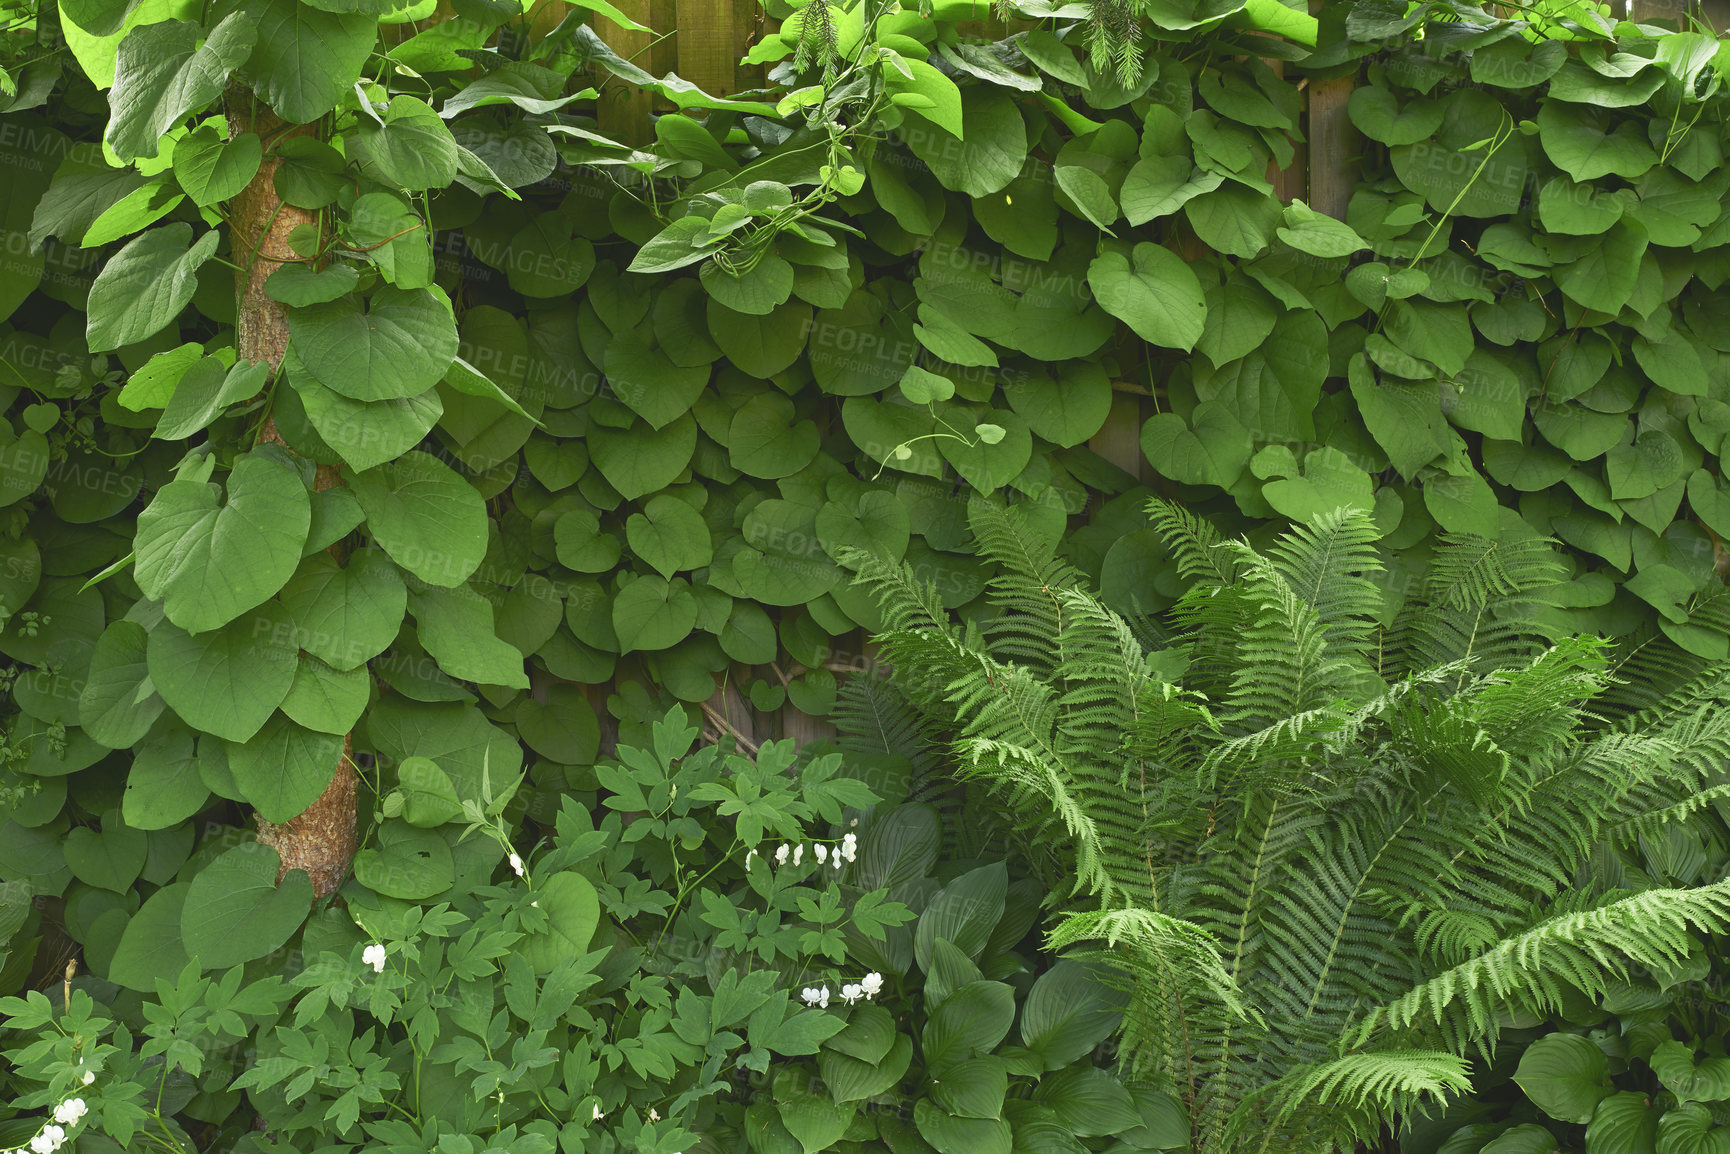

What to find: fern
left=842, top=498, right=1730, bottom=1153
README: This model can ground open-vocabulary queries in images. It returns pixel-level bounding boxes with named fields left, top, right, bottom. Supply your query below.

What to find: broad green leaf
left=516, top=683, right=599, bottom=765
left=1537, top=100, right=1657, bottom=181
left=278, top=549, right=406, bottom=671
left=134, top=447, right=310, bottom=633
left=1423, top=463, right=1501, bottom=536
left=226, top=712, right=345, bottom=822
left=1347, top=86, right=1443, bottom=145
left=123, top=725, right=209, bottom=830
left=81, top=177, right=185, bottom=247
left=1552, top=219, right=1647, bottom=314
left=78, top=621, right=165, bottom=748
left=1607, top=430, right=1687, bottom=501
left=1514, top=1033, right=1610, bottom=1125
left=244, top=0, right=377, bottom=123
left=63, top=818, right=147, bottom=893
left=181, top=842, right=313, bottom=967
left=350, top=451, right=487, bottom=587
left=589, top=414, right=697, bottom=501
left=1019, top=959, right=1126, bottom=1070
left=408, top=584, right=530, bottom=688
left=280, top=655, right=370, bottom=733
left=173, top=126, right=262, bottom=208
left=520, top=870, right=600, bottom=972
left=779, top=1097, right=857, bottom=1154
left=1652, top=1040, right=1730, bottom=1105
left=913, top=1100, right=1011, bottom=1154
left=1252, top=445, right=1374, bottom=523
left=86, top=223, right=219, bottom=351
left=701, top=255, right=795, bottom=315
left=1087, top=242, right=1205, bottom=351
left=900, top=88, right=1027, bottom=197
left=107, top=882, right=190, bottom=992
left=106, top=15, right=255, bottom=162
left=1140, top=401, right=1252, bottom=488
left=296, top=376, right=443, bottom=473
left=1584, top=1091, right=1659, bottom=1153
left=939, top=409, right=1029, bottom=492
left=156, top=357, right=269, bottom=440
left=816, top=490, right=910, bottom=564
left=729, top=392, right=820, bottom=478
left=397, top=756, right=461, bottom=827
left=353, top=821, right=453, bottom=900
left=553, top=509, right=620, bottom=573
left=612, top=574, right=698, bottom=652
left=922, top=980, right=1015, bottom=1071
left=349, top=95, right=457, bottom=190
left=1277, top=200, right=1367, bottom=257
left=289, top=285, right=459, bottom=402
left=265, top=261, right=359, bottom=306
left=146, top=602, right=299, bottom=744
left=626, top=495, right=712, bottom=579
left=1034, top=1066, right=1143, bottom=1138
left=1184, top=182, right=1282, bottom=258
left=1349, top=360, right=1448, bottom=480
left=604, top=324, right=708, bottom=430
left=503, top=212, right=594, bottom=297
left=708, top=297, right=812, bottom=379
left=915, top=863, right=1006, bottom=971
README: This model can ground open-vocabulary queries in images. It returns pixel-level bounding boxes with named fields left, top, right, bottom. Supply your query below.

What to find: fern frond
left=1360, top=881, right=1730, bottom=1053
left=1146, top=497, right=1237, bottom=585
left=1049, top=905, right=1248, bottom=1087
left=1262, top=1049, right=1472, bottom=1127
left=1389, top=531, right=1567, bottom=675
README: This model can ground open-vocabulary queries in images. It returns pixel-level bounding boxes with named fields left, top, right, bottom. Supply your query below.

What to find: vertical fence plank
left=1307, top=0, right=1356, bottom=221
left=1307, top=76, right=1355, bottom=221
left=1090, top=391, right=1146, bottom=478
left=676, top=0, right=739, bottom=95
left=595, top=0, right=656, bottom=144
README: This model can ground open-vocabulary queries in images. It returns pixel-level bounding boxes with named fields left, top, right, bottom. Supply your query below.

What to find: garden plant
left=5, top=0, right=1730, bottom=1150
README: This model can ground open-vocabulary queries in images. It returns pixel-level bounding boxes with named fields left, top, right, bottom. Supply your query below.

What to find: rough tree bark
left=227, top=86, right=358, bottom=900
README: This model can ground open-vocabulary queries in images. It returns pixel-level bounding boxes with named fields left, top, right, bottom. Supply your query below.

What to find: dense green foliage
left=2, top=712, right=1171, bottom=1153
left=849, top=499, right=1730, bottom=1151
left=5, top=0, right=1730, bottom=1149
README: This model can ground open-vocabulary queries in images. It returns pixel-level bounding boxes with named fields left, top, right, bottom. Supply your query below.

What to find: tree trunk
left=227, top=86, right=358, bottom=900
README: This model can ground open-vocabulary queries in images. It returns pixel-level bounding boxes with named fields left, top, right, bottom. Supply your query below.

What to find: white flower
left=362, top=943, right=387, bottom=973
left=744, top=849, right=758, bottom=870
left=30, top=1124, right=65, bottom=1153
left=79, top=1071, right=94, bottom=1086
left=833, top=854, right=842, bottom=871
left=774, top=844, right=790, bottom=867
left=841, top=833, right=858, bottom=862
left=509, top=852, right=525, bottom=877
left=592, top=1103, right=605, bottom=1121
left=792, top=845, right=804, bottom=866
left=839, top=983, right=863, bottom=1005
left=648, top=1108, right=661, bottom=1122
left=801, top=986, right=830, bottom=1008
left=814, top=844, right=828, bottom=864
left=52, top=1099, right=86, bottom=1126
left=859, top=972, right=883, bottom=999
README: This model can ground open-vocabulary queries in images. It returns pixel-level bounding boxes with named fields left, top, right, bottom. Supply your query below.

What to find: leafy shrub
left=1, top=709, right=1164, bottom=1154
left=847, top=498, right=1730, bottom=1152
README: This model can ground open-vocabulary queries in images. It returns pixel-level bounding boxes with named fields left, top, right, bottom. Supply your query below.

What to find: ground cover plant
left=5, top=0, right=1730, bottom=1150
left=847, top=497, right=1730, bottom=1151
left=0, top=709, right=1179, bottom=1154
